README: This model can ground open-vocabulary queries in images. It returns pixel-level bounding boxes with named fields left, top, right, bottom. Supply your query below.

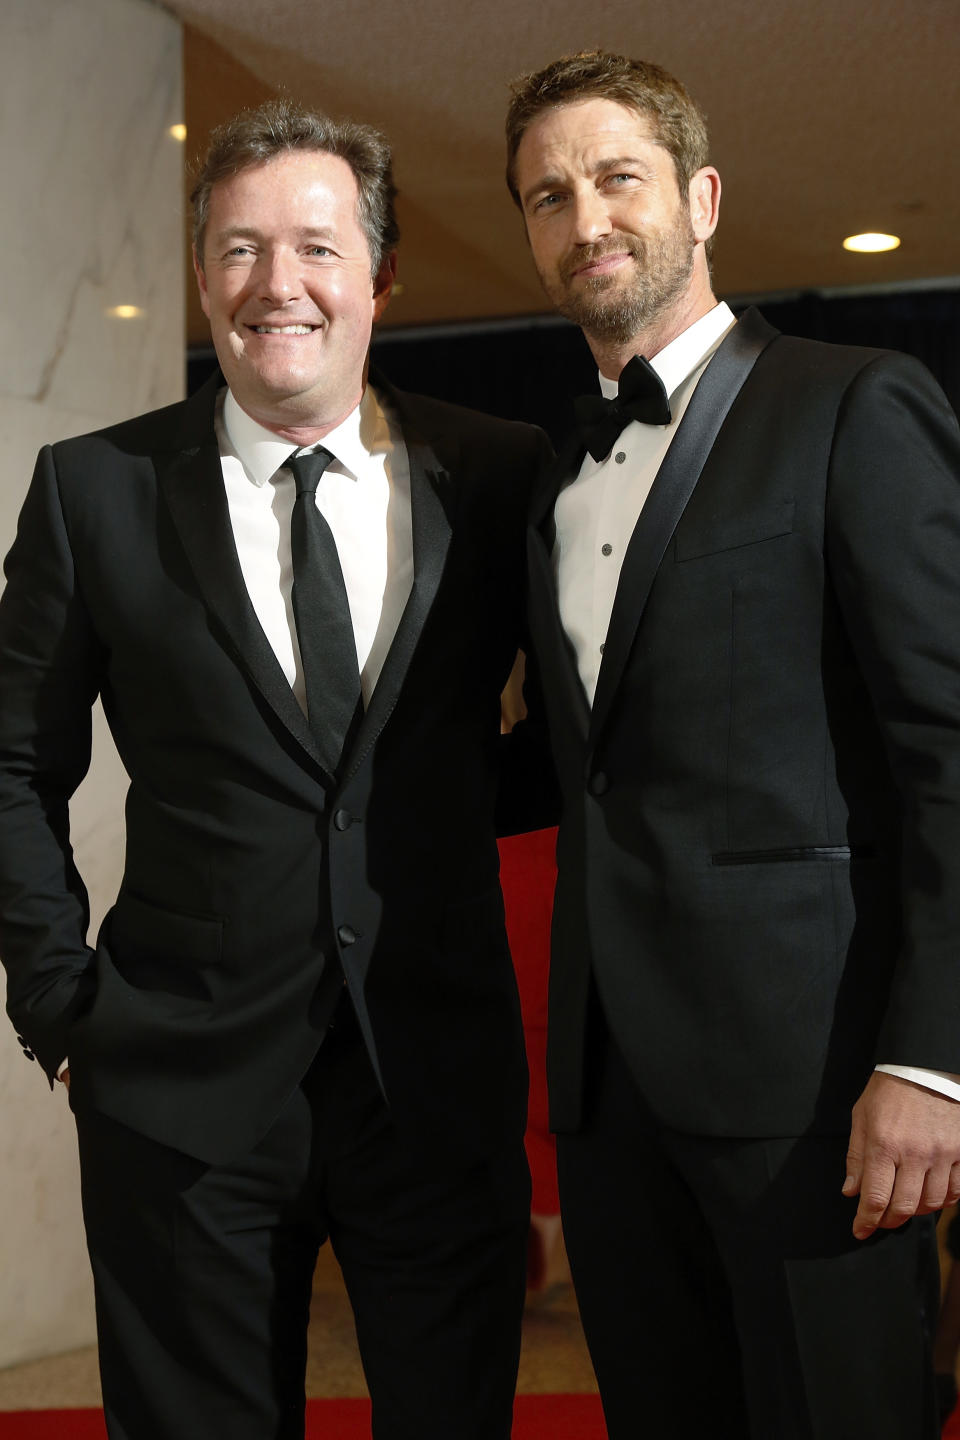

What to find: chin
left=255, top=369, right=316, bottom=399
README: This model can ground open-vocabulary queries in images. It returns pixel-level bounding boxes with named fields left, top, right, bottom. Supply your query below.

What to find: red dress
left=497, top=826, right=560, bottom=1214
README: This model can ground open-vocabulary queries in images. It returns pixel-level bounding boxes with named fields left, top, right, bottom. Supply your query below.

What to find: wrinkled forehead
left=514, top=98, right=671, bottom=194
left=520, top=98, right=664, bottom=162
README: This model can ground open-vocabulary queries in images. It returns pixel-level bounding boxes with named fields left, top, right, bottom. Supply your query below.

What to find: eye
left=533, top=192, right=564, bottom=213
left=307, top=245, right=333, bottom=257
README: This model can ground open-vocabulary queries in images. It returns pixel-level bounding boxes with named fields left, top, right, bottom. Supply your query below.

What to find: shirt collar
left=598, top=301, right=736, bottom=402
left=221, top=384, right=387, bottom=487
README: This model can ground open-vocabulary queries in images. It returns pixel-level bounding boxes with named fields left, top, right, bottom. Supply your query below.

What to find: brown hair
left=506, top=51, right=709, bottom=207
left=191, top=98, right=399, bottom=274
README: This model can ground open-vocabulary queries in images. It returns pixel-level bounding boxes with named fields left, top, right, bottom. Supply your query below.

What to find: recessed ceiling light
left=169, top=124, right=187, bottom=142
left=107, top=305, right=144, bottom=320
left=842, top=232, right=901, bottom=253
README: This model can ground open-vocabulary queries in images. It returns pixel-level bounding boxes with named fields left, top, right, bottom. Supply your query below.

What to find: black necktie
left=287, top=448, right=362, bottom=772
left=573, top=355, right=672, bottom=462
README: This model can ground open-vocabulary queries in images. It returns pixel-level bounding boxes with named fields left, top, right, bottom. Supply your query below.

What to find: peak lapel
left=531, top=429, right=583, bottom=545
left=589, top=309, right=777, bottom=747
left=527, top=528, right=592, bottom=743
left=526, top=428, right=593, bottom=740
left=155, top=388, right=330, bottom=781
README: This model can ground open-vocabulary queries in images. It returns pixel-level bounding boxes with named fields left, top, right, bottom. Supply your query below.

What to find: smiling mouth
left=249, top=324, right=320, bottom=335
left=573, top=253, right=630, bottom=278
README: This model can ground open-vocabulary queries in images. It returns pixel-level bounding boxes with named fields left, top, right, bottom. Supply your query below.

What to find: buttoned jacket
left=0, top=371, right=551, bottom=1163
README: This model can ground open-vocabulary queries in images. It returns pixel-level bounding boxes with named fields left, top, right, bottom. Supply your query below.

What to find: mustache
left=560, top=234, right=643, bottom=283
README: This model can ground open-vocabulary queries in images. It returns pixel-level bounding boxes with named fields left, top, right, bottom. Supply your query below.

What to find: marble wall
left=0, top=0, right=184, bottom=1367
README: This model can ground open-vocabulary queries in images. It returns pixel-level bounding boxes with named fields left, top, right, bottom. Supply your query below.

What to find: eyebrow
left=592, top=153, right=654, bottom=175
left=211, top=224, right=340, bottom=247
left=521, top=153, right=655, bottom=209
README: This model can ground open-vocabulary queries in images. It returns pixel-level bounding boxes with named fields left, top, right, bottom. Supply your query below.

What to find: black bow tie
left=573, top=355, right=672, bottom=462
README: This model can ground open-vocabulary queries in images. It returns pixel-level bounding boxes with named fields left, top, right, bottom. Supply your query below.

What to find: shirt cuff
left=875, top=1063, right=960, bottom=1102
left=56, top=1056, right=69, bottom=1081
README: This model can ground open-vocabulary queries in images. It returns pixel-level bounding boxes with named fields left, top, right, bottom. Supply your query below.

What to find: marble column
left=0, top=0, right=184, bottom=1366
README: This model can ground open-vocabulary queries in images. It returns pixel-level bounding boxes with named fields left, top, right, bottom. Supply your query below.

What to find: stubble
left=543, top=212, right=697, bottom=347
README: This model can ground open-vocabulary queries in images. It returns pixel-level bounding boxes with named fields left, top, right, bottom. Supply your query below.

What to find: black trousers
left=557, top=1007, right=940, bottom=1440
left=74, top=1002, right=530, bottom=1440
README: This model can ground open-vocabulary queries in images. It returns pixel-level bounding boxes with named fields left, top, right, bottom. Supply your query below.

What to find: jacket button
left=338, top=925, right=358, bottom=946
left=16, top=1035, right=36, bottom=1062
left=588, top=771, right=609, bottom=796
left=333, top=809, right=353, bottom=831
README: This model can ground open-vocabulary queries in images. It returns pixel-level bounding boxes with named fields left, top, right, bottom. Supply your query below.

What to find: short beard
left=545, top=216, right=696, bottom=346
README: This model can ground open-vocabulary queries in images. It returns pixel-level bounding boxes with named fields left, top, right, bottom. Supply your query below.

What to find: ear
left=372, top=251, right=398, bottom=322
left=688, top=167, right=721, bottom=244
left=193, top=246, right=211, bottom=319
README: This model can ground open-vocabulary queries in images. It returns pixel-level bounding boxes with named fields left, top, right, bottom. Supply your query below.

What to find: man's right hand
left=844, top=1070, right=960, bottom=1238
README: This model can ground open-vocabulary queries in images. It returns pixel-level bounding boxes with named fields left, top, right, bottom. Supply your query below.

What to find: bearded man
left=507, top=49, right=960, bottom=1440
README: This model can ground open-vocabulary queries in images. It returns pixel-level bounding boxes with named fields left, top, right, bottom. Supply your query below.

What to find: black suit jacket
left=528, top=308, right=960, bottom=1139
left=0, top=372, right=552, bottom=1165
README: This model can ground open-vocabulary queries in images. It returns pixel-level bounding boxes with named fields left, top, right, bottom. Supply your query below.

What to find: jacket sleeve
left=0, top=445, right=102, bottom=1079
left=825, top=351, right=960, bottom=1071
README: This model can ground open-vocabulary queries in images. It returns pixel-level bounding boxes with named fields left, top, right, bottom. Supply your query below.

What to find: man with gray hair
left=0, top=99, right=549, bottom=1439
left=508, top=49, right=960, bottom=1439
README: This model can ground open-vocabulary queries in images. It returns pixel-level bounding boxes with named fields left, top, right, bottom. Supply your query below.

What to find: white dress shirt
left=553, top=302, right=960, bottom=1104
left=219, top=383, right=413, bottom=709
left=555, top=302, right=737, bottom=706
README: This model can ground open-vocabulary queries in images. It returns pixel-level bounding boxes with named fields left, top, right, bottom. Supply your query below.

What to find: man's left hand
left=844, top=1071, right=960, bottom=1239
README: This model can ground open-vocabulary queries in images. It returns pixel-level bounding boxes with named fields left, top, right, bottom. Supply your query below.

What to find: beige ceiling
left=171, top=0, right=960, bottom=349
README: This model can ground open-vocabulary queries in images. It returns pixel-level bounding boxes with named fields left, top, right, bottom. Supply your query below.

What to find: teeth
left=253, top=324, right=316, bottom=335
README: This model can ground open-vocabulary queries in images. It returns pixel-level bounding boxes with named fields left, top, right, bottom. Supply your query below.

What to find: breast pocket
left=675, top=497, right=795, bottom=561
left=711, top=845, right=863, bottom=865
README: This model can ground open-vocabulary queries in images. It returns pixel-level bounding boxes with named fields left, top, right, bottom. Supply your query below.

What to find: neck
left=234, top=353, right=371, bottom=446
left=239, top=385, right=366, bottom=448
left=589, top=274, right=718, bottom=382
left=264, top=409, right=360, bottom=448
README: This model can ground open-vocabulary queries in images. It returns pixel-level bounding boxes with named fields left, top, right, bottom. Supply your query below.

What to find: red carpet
left=0, top=1393, right=606, bottom=1438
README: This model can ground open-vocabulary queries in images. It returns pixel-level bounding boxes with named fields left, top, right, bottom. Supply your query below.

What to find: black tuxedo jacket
left=0, top=372, right=551, bottom=1165
left=528, top=308, right=960, bottom=1139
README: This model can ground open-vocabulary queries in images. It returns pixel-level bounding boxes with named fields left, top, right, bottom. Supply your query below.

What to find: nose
left=257, top=246, right=303, bottom=304
left=570, top=186, right=613, bottom=245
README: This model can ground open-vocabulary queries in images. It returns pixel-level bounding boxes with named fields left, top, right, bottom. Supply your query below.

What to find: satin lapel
left=525, top=428, right=592, bottom=739
left=530, top=429, right=582, bottom=546
left=341, top=413, right=455, bottom=784
left=589, top=308, right=777, bottom=746
left=527, top=526, right=591, bottom=742
left=156, top=425, right=329, bottom=780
